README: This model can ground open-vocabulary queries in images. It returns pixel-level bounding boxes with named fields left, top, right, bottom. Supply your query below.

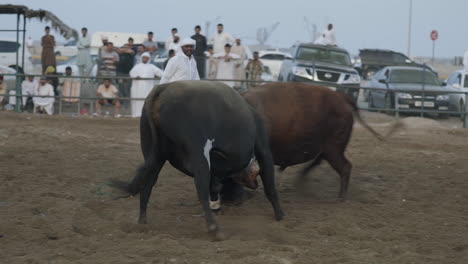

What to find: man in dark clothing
left=117, top=44, right=135, bottom=100
left=163, top=49, right=176, bottom=70
left=191, top=25, right=207, bottom=79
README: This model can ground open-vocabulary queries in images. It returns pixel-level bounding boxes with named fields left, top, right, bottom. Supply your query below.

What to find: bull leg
left=138, top=158, right=165, bottom=224
left=193, top=163, right=224, bottom=240
left=324, top=151, right=352, bottom=201
left=209, top=176, right=222, bottom=213
left=256, top=151, right=284, bottom=221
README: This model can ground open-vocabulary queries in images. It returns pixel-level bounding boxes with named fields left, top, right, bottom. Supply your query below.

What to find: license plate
left=414, top=101, right=434, bottom=107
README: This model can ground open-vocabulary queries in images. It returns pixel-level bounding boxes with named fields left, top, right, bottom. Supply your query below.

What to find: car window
left=392, top=53, right=407, bottom=63
left=260, top=54, right=285, bottom=60
left=447, top=73, right=460, bottom=85
left=296, top=46, right=351, bottom=66
left=389, top=69, right=439, bottom=85
left=0, top=41, right=20, bottom=53
left=463, top=74, right=468, bottom=88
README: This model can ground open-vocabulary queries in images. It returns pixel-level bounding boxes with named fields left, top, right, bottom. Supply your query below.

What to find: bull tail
left=110, top=85, right=167, bottom=198
left=342, top=94, right=400, bottom=140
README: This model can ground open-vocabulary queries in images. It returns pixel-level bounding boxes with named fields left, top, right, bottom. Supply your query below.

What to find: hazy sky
left=1, top=0, right=466, bottom=57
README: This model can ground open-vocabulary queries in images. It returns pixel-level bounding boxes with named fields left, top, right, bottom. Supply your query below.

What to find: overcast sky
left=1, top=0, right=466, bottom=58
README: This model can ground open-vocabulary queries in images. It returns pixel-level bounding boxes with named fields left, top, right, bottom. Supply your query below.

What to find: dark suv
left=356, top=49, right=434, bottom=80
left=278, top=43, right=360, bottom=101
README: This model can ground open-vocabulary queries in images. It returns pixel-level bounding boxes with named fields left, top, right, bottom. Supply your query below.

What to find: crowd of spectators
left=1, top=23, right=267, bottom=117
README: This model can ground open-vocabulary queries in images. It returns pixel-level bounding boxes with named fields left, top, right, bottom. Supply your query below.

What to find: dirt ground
left=1, top=112, right=467, bottom=264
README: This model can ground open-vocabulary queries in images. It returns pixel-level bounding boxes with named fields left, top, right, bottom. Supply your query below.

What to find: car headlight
left=436, top=95, right=449, bottom=101
left=292, top=66, right=313, bottom=80
left=344, top=74, right=361, bottom=84
left=397, top=93, right=412, bottom=99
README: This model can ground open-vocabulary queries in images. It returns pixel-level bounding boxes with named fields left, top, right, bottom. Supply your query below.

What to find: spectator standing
left=128, top=37, right=138, bottom=54
left=231, top=38, right=247, bottom=89
left=59, top=66, right=80, bottom=103
left=163, top=49, right=176, bottom=69
left=95, top=79, right=121, bottom=117
left=191, top=25, right=207, bottom=78
left=165, top=28, right=179, bottom=50
left=134, top=45, right=145, bottom=65
left=129, top=52, right=163, bottom=117
left=167, top=33, right=181, bottom=54
left=41, top=26, right=56, bottom=74
left=143, top=31, right=158, bottom=51
left=98, top=42, right=120, bottom=78
left=207, top=46, right=218, bottom=79
left=213, top=43, right=239, bottom=87
left=76, top=27, right=92, bottom=76
left=33, top=77, right=55, bottom=115
left=209, top=23, right=234, bottom=54
left=116, top=43, right=135, bottom=99
left=160, top=38, right=200, bottom=84
left=245, top=51, right=264, bottom=89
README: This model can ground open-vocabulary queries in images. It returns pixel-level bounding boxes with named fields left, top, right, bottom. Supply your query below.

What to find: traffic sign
left=430, top=30, right=438, bottom=41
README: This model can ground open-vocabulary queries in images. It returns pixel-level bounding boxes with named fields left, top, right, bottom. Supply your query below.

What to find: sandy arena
left=1, top=112, right=467, bottom=264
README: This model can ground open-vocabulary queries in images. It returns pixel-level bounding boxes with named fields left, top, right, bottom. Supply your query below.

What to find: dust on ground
left=1, top=112, right=467, bottom=264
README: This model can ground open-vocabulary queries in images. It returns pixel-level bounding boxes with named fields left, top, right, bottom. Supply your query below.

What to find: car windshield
left=296, top=46, right=351, bottom=66
left=0, top=41, right=20, bottom=53
left=389, top=69, right=439, bottom=85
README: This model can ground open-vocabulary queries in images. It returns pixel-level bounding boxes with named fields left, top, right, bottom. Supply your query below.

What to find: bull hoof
left=275, top=211, right=285, bottom=221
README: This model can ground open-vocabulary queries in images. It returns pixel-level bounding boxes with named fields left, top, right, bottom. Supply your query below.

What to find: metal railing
left=1, top=73, right=467, bottom=128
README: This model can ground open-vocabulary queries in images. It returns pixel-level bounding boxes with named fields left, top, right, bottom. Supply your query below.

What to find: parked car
left=443, top=70, right=467, bottom=114
left=364, top=66, right=450, bottom=116
left=0, top=65, right=17, bottom=93
left=258, top=50, right=289, bottom=80
left=355, top=49, right=434, bottom=80
left=278, top=43, right=360, bottom=101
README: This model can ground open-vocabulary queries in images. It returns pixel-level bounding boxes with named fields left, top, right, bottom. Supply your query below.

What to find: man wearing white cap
left=160, top=38, right=200, bottom=84
left=129, top=52, right=164, bottom=117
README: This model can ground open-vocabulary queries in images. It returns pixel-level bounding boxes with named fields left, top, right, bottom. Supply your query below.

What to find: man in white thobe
left=129, top=52, right=163, bottom=117
left=77, top=27, right=92, bottom=76
left=165, top=28, right=179, bottom=50
left=323, top=24, right=337, bottom=46
left=214, top=43, right=240, bottom=87
left=167, top=33, right=181, bottom=54
left=209, top=23, right=235, bottom=54
left=33, top=77, right=55, bottom=115
left=160, top=38, right=200, bottom=84
left=231, top=38, right=247, bottom=89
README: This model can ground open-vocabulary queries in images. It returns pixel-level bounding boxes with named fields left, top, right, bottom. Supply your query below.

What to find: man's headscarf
left=180, top=38, right=196, bottom=48
left=45, top=66, right=55, bottom=74
left=141, top=52, right=151, bottom=64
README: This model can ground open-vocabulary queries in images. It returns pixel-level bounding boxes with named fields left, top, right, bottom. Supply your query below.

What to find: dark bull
left=113, top=80, right=283, bottom=240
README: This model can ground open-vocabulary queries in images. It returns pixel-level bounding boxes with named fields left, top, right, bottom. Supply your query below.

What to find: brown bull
left=242, top=82, right=383, bottom=200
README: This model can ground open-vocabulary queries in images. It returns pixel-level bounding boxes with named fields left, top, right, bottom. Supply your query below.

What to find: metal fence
left=1, top=73, right=467, bottom=128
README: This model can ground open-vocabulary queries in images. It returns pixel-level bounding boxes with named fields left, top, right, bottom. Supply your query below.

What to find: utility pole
left=407, top=0, right=413, bottom=57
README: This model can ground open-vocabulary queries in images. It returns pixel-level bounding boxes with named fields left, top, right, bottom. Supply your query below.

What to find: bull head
left=232, top=158, right=260, bottom=190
